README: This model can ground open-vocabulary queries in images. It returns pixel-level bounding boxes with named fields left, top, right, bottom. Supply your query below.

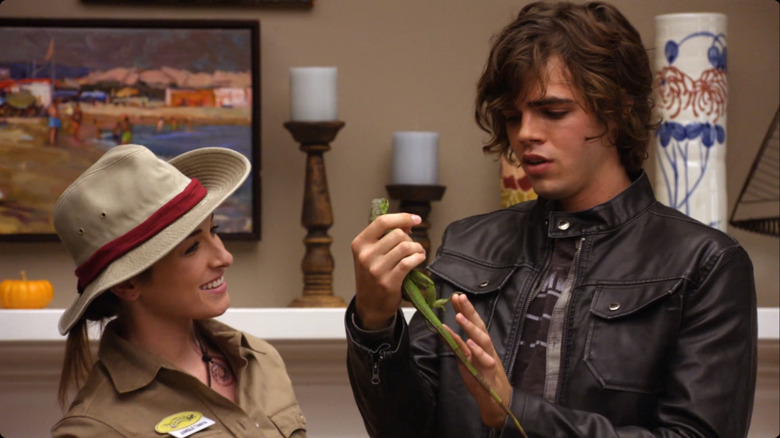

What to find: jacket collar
left=98, top=318, right=268, bottom=394
left=535, top=171, right=656, bottom=238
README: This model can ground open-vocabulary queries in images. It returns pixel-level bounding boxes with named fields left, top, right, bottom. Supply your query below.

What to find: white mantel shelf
left=0, top=307, right=777, bottom=341
left=0, top=307, right=416, bottom=341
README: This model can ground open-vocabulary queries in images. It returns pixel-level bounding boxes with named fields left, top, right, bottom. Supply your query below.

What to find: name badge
left=155, top=411, right=215, bottom=437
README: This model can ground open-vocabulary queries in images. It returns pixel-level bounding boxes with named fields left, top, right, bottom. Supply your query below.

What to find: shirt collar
left=98, top=320, right=166, bottom=394
left=98, top=318, right=268, bottom=394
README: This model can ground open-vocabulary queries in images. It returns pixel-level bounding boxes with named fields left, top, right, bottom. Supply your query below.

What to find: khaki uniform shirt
left=52, top=319, right=307, bottom=438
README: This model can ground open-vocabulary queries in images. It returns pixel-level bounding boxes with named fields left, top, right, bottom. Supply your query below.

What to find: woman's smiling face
left=133, top=215, right=234, bottom=323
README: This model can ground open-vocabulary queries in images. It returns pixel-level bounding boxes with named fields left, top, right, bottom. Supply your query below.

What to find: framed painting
left=0, top=18, right=261, bottom=241
left=81, top=0, right=311, bottom=4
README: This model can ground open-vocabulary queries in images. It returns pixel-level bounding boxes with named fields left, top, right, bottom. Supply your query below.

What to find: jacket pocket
left=584, top=279, right=683, bottom=393
left=269, top=403, right=307, bottom=438
left=428, top=252, right=516, bottom=295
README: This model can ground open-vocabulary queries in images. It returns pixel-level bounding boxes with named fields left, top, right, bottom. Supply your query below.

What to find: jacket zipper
left=552, top=236, right=586, bottom=403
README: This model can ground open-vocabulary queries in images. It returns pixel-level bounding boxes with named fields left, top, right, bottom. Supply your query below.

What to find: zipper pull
left=371, top=359, right=381, bottom=385
left=370, top=344, right=390, bottom=385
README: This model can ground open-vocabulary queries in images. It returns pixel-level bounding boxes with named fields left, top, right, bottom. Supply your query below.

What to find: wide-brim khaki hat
left=54, top=144, right=250, bottom=335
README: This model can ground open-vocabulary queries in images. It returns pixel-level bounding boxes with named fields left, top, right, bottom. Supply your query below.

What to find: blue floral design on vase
left=655, top=121, right=726, bottom=218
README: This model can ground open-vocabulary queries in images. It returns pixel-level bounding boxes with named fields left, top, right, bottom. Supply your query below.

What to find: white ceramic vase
left=654, top=13, right=728, bottom=231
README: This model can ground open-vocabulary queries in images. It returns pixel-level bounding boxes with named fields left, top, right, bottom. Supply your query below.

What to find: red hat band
left=74, top=178, right=207, bottom=293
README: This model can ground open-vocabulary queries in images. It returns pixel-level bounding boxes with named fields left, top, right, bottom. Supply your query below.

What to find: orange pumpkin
left=0, top=271, right=54, bottom=309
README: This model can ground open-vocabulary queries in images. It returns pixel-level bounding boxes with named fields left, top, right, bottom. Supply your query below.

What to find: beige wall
left=1, top=0, right=777, bottom=310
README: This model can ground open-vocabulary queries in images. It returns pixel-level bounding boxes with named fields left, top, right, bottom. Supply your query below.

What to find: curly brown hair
left=475, top=1, right=656, bottom=174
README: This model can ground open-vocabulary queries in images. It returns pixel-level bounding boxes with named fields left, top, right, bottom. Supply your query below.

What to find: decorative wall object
left=500, top=155, right=536, bottom=208
left=730, top=107, right=779, bottom=237
left=0, top=19, right=261, bottom=241
left=654, top=13, right=728, bottom=231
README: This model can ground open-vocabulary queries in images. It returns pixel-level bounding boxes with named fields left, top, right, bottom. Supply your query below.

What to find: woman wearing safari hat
left=51, top=144, right=307, bottom=437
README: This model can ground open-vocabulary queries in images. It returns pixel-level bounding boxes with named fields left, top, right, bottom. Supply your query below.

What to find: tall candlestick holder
left=386, top=184, right=446, bottom=267
left=285, top=120, right=347, bottom=307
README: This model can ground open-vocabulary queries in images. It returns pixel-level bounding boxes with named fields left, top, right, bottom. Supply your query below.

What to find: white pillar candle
left=392, top=131, right=439, bottom=185
left=290, top=67, right=338, bottom=121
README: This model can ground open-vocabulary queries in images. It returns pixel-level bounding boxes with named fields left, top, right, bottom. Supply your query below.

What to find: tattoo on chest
left=208, top=356, right=235, bottom=387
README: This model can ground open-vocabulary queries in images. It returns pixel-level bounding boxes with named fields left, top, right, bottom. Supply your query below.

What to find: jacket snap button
left=556, top=219, right=570, bottom=230
left=609, top=302, right=620, bottom=311
left=479, top=281, right=489, bottom=288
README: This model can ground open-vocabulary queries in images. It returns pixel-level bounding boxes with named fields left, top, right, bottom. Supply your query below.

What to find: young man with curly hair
left=346, top=2, right=756, bottom=437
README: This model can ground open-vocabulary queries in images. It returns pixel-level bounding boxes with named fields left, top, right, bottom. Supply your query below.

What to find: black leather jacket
left=346, top=173, right=757, bottom=438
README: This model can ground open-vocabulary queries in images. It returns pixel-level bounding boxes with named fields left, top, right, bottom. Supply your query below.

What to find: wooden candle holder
left=386, top=184, right=446, bottom=267
left=284, top=121, right=347, bottom=307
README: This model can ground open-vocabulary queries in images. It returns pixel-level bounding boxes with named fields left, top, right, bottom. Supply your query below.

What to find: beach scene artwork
left=0, top=20, right=259, bottom=240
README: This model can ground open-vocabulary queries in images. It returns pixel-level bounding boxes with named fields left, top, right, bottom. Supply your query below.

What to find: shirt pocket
left=584, top=279, right=683, bottom=394
left=269, top=403, right=307, bottom=438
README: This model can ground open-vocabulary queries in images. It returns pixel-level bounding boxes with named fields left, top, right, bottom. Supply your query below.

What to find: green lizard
left=369, top=198, right=527, bottom=437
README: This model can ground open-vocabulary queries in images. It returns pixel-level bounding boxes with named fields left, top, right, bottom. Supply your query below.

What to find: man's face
left=504, top=58, right=629, bottom=212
